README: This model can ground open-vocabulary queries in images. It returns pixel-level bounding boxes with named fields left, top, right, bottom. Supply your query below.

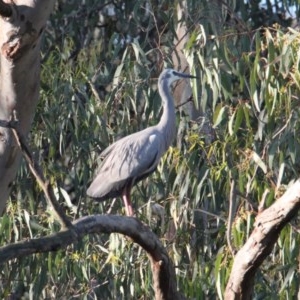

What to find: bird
left=87, top=68, right=197, bottom=216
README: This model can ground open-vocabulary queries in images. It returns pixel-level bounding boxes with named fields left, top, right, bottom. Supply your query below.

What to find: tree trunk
left=0, top=0, right=54, bottom=213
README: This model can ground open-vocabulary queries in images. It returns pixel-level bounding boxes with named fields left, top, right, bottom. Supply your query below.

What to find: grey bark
left=225, top=179, right=300, bottom=299
left=0, top=0, right=54, bottom=214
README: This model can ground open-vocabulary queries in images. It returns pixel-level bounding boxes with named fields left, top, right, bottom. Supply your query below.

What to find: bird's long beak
left=174, top=70, right=198, bottom=79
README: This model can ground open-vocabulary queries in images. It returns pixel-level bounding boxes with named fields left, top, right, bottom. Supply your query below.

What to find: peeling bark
left=0, top=0, right=54, bottom=213
left=0, top=215, right=184, bottom=300
left=225, top=179, right=300, bottom=299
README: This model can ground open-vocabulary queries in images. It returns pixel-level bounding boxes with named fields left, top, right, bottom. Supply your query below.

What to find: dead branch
left=0, top=215, right=184, bottom=300
left=0, top=0, right=12, bottom=18
left=2, top=114, right=74, bottom=231
left=225, top=179, right=300, bottom=299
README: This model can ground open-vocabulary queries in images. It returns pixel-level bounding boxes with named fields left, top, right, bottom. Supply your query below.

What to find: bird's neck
left=157, top=80, right=176, bottom=150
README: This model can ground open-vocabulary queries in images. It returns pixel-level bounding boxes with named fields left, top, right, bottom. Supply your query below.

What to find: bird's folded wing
left=101, top=131, right=163, bottom=182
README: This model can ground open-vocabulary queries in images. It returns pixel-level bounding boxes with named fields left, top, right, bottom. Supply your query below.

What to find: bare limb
left=2, top=115, right=74, bottom=231
left=0, top=0, right=12, bottom=18
left=225, top=179, right=300, bottom=299
left=0, top=215, right=184, bottom=300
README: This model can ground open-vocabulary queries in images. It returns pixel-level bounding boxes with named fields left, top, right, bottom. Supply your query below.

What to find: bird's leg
left=122, top=187, right=134, bottom=216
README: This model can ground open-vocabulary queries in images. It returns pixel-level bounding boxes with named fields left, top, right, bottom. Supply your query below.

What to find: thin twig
left=2, top=113, right=74, bottom=231
left=175, top=95, right=193, bottom=109
left=272, top=112, right=293, bottom=140
left=194, top=208, right=226, bottom=222
left=106, top=198, right=117, bottom=214
left=227, top=176, right=236, bottom=256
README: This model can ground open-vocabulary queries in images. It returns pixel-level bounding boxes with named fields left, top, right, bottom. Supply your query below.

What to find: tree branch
left=225, top=179, right=300, bottom=299
left=0, top=215, right=184, bottom=300
left=0, top=0, right=12, bottom=18
left=0, top=115, right=74, bottom=231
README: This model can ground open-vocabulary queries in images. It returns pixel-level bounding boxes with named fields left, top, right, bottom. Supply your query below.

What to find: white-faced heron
left=87, top=68, right=197, bottom=216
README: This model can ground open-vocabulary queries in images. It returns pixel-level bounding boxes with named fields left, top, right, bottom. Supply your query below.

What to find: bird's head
left=159, top=68, right=197, bottom=87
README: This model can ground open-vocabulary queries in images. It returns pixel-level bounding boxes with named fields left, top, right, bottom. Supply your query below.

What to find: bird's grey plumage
left=87, top=68, right=196, bottom=215
left=87, top=127, right=164, bottom=200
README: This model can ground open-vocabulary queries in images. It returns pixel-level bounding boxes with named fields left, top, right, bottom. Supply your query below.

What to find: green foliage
left=1, top=0, right=300, bottom=298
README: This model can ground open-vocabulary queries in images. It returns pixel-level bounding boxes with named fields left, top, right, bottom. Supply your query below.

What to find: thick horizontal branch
left=225, top=179, right=300, bottom=299
left=0, top=214, right=184, bottom=300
